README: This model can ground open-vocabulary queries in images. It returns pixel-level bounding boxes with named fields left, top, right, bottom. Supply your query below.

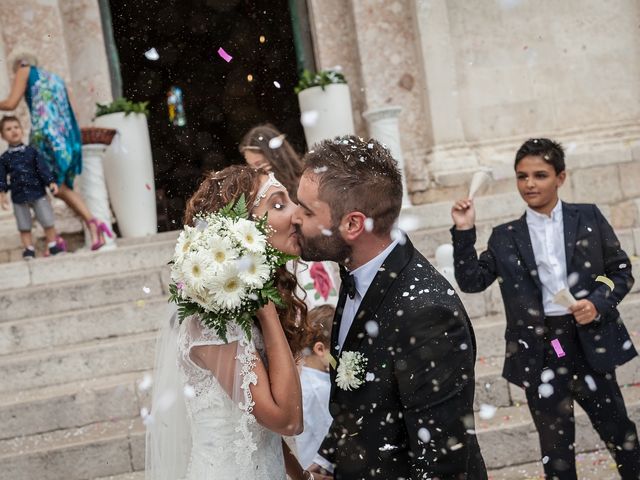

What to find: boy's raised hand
left=451, top=198, right=475, bottom=230
left=48, top=183, right=59, bottom=195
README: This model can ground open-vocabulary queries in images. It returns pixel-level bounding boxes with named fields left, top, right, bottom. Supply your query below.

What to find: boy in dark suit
left=451, top=138, right=640, bottom=479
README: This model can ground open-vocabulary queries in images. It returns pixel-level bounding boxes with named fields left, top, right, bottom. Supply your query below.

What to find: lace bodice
left=176, top=316, right=285, bottom=479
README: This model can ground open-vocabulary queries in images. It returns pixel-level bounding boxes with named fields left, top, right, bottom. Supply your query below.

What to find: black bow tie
left=340, top=267, right=356, bottom=299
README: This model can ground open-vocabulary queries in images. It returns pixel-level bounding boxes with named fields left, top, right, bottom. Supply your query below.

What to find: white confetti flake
left=313, top=165, right=328, bottom=174
left=273, top=80, right=281, bottom=88
left=542, top=455, right=550, bottom=464
left=623, top=340, right=633, bottom=350
left=538, top=383, right=554, bottom=398
left=142, top=286, right=151, bottom=294
left=137, top=374, right=152, bottom=392
left=364, top=217, right=374, bottom=232
left=619, top=263, right=627, bottom=269
left=379, top=444, right=397, bottom=451
left=365, top=372, right=375, bottom=382
left=540, top=369, right=555, bottom=383
left=397, top=214, right=421, bottom=232
left=479, top=404, right=497, bottom=420
left=390, top=228, right=407, bottom=245
left=518, top=339, right=530, bottom=350
left=301, top=110, right=319, bottom=127
left=184, top=384, right=196, bottom=398
left=144, top=47, right=159, bottom=61
left=268, top=134, right=285, bottom=149
left=459, top=343, right=468, bottom=351
left=584, top=375, right=597, bottom=392
left=321, top=228, right=333, bottom=236
left=365, top=320, right=379, bottom=337
left=447, top=289, right=455, bottom=296
left=417, top=427, right=431, bottom=443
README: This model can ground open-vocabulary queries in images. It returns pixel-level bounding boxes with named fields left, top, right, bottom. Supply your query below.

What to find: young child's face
left=515, top=155, right=566, bottom=213
left=1, top=121, right=23, bottom=145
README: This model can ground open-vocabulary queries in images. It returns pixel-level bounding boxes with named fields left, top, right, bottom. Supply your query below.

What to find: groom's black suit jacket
left=452, top=202, right=638, bottom=389
left=319, top=238, right=487, bottom=479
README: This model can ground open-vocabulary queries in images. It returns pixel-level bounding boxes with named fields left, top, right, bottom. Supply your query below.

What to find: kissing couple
left=146, top=136, right=487, bottom=479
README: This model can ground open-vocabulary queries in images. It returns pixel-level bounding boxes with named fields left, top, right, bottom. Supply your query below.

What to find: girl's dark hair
left=239, top=123, right=304, bottom=201
left=303, top=305, right=335, bottom=349
left=514, top=138, right=565, bottom=174
left=183, top=164, right=308, bottom=355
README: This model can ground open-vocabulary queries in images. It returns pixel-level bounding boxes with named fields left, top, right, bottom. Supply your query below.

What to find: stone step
left=0, top=418, right=145, bottom=480
left=487, top=449, right=620, bottom=480
left=0, top=296, right=167, bottom=355
left=0, top=371, right=144, bottom=440
left=0, top=331, right=157, bottom=394
left=0, top=268, right=167, bottom=322
left=95, top=473, right=145, bottom=480
left=0, top=236, right=175, bottom=291
left=476, top=383, right=640, bottom=470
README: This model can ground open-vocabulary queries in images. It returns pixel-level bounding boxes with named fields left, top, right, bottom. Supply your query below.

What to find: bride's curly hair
left=183, top=164, right=309, bottom=356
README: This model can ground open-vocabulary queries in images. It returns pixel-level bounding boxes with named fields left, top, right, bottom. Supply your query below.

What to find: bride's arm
left=250, top=302, right=303, bottom=435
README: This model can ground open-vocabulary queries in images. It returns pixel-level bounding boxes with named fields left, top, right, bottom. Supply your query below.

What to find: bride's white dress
left=146, top=313, right=286, bottom=479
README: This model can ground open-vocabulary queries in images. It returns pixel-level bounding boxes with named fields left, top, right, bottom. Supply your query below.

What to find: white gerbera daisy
left=208, top=235, right=237, bottom=269
left=231, top=219, right=266, bottom=253
left=174, top=226, right=198, bottom=262
left=210, top=264, right=246, bottom=310
left=237, top=254, right=271, bottom=289
left=182, top=250, right=212, bottom=293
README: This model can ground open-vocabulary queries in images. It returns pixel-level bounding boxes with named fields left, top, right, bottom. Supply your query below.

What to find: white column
left=81, top=144, right=116, bottom=250
left=363, top=106, right=411, bottom=207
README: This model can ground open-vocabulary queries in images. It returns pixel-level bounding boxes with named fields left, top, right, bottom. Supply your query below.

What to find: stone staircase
left=0, top=192, right=639, bottom=479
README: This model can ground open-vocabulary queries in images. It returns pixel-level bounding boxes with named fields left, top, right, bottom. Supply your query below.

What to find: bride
left=146, top=165, right=323, bottom=480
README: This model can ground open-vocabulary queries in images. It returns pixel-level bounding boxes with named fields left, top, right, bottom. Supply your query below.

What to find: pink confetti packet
left=551, top=338, right=566, bottom=358
left=217, top=47, right=233, bottom=63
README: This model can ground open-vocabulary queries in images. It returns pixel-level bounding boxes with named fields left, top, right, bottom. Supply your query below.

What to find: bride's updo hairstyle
left=183, top=164, right=308, bottom=356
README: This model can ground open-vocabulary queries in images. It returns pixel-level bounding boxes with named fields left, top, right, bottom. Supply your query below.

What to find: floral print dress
left=24, top=66, right=82, bottom=189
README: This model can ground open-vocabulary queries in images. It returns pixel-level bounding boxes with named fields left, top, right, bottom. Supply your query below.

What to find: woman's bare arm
left=0, top=66, right=29, bottom=111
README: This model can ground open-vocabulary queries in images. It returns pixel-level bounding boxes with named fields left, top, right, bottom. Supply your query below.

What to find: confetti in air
left=142, top=286, right=151, bottom=294
left=273, top=81, right=281, bottom=89
left=145, top=183, right=151, bottom=191
left=479, top=404, right=497, bottom=420
left=217, top=47, right=233, bottom=63
left=551, top=338, right=566, bottom=358
left=144, top=48, right=159, bottom=61
left=268, top=134, right=285, bottom=149
left=364, top=218, right=374, bottom=232
left=138, top=374, right=153, bottom=392
left=300, top=110, right=319, bottom=127
left=417, top=427, right=431, bottom=443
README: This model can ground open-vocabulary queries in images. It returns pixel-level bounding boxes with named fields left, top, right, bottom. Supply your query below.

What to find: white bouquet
left=168, top=195, right=294, bottom=341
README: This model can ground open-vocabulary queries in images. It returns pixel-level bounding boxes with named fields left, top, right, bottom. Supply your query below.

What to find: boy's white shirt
left=295, top=365, right=333, bottom=469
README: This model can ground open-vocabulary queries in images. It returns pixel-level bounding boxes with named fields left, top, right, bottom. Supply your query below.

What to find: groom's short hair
left=302, top=136, right=403, bottom=234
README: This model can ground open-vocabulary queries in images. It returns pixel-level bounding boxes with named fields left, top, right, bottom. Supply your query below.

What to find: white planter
left=298, top=83, right=355, bottom=148
left=93, top=112, right=157, bottom=237
left=80, top=144, right=117, bottom=250
left=363, top=106, right=411, bottom=207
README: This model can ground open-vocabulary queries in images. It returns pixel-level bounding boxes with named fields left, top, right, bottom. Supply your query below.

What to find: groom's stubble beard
left=296, top=222, right=352, bottom=264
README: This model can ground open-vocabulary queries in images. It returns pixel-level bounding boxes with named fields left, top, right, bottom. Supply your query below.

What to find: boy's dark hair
left=0, top=115, right=20, bottom=132
left=514, top=138, right=565, bottom=174
left=303, top=136, right=403, bottom=235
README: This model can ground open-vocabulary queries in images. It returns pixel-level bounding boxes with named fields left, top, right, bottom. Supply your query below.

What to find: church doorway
left=106, top=0, right=310, bottom=229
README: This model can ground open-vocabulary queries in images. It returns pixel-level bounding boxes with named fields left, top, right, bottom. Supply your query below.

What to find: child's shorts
left=13, top=196, right=55, bottom=232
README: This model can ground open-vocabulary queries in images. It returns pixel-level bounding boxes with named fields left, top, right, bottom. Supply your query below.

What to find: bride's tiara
left=253, top=172, right=284, bottom=207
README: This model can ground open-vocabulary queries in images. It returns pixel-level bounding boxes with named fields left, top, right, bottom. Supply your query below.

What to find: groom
left=293, top=136, right=487, bottom=479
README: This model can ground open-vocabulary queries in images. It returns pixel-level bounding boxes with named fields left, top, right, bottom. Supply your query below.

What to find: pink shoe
left=87, top=218, right=113, bottom=251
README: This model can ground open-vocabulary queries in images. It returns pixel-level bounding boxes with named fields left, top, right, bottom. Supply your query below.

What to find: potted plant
left=295, top=69, right=355, bottom=149
left=92, top=98, right=158, bottom=238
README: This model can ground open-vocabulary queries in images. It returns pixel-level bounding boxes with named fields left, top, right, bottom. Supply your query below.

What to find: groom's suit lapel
left=329, top=240, right=413, bottom=400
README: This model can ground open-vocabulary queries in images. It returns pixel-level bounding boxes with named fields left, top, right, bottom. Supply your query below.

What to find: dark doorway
left=108, top=0, right=306, bottom=229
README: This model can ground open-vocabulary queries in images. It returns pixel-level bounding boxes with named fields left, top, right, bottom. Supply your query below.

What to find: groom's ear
left=341, top=211, right=368, bottom=241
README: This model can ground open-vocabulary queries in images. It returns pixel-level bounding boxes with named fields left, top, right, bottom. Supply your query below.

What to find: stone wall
left=0, top=0, right=111, bottom=137
left=309, top=0, right=640, bottom=200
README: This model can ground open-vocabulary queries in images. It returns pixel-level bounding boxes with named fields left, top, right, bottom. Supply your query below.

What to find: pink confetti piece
left=217, top=47, right=233, bottom=63
left=145, top=183, right=151, bottom=190
left=551, top=338, right=566, bottom=358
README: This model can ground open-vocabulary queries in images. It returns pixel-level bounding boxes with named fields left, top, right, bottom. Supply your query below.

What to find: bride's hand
left=256, top=301, right=278, bottom=324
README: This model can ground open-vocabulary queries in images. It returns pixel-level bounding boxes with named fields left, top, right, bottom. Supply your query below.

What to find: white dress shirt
left=526, top=200, right=570, bottom=316
left=337, top=239, right=400, bottom=350
left=295, top=367, right=333, bottom=469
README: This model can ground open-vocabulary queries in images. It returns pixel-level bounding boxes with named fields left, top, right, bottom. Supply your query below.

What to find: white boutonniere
left=335, top=351, right=368, bottom=391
